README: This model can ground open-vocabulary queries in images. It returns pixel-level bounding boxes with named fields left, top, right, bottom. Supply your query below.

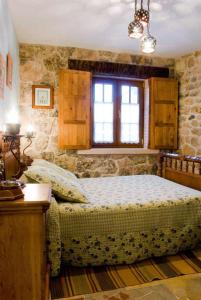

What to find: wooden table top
left=0, top=184, right=51, bottom=211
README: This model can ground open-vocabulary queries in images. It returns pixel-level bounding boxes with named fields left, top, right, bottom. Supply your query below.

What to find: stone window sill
left=77, top=148, right=159, bottom=155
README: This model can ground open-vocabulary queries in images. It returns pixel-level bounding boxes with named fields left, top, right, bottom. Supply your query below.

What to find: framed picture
left=0, top=53, right=6, bottom=99
left=32, top=85, right=54, bottom=109
left=6, top=53, right=13, bottom=89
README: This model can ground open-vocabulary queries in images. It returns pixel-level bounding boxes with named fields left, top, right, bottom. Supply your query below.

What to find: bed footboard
left=160, top=153, right=201, bottom=191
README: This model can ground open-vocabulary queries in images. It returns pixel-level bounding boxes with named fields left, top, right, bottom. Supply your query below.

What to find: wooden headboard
left=0, top=132, right=21, bottom=180
left=160, top=153, right=201, bottom=191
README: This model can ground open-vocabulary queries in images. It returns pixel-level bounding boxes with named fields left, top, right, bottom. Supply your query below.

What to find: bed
left=44, top=153, right=201, bottom=276
left=1, top=137, right=201, bottom=277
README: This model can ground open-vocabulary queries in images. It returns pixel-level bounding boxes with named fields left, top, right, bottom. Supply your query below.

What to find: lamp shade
left=5, top=123, right=21, bottom=135
left=135, top=8, right=149, bottom=26
left=128, top=20, right=144, bottom=39
left=141, top=33, right=156, bottom=54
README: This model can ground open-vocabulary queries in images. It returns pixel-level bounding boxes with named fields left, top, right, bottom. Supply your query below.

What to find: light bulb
left=5, top=108, right=21, bottom=135
left=6, top=108, right=20, bottom=124
left=26, top=124, right=34, bottom=138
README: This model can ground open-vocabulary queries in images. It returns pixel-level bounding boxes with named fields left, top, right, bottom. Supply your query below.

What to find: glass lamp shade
left=128, top=20, right=144, bottom=39
left=135, top=8, right=149, bottom=26
left=5, top=123, right=21, bottom=135
left=141, top=34, right=157, bottom=54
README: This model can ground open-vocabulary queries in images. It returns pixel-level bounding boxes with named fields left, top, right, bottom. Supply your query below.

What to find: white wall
left=0, top=0, right=19, bottom=129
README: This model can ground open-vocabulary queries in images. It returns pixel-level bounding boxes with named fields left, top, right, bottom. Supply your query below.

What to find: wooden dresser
left=0, top=184, right=51, bottom=300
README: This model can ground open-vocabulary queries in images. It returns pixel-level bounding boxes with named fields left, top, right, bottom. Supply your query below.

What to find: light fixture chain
left=148, top=0, right=150, bottom=13
left=135, top=0, right=137, bottom=13
left=141, top=0, right=143, bottom=9
left=147, top=23, right=150, bottom=34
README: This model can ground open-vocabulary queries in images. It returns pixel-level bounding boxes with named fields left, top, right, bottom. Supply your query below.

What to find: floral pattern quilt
left=46, top=175, right=201, bottom=276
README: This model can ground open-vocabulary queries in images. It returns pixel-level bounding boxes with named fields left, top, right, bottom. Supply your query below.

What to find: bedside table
left=0, top=184, right=51, bottom=300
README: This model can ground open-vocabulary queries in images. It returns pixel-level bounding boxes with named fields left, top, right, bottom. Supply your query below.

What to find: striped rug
left=50, top=249, right=201, bottom=299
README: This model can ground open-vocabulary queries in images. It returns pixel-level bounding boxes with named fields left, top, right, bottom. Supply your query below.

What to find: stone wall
left=42, top=151, right=158, bottom=178
left=175, top=51, right=201, bottom=156
left=19, top=43, right=175, bottom=177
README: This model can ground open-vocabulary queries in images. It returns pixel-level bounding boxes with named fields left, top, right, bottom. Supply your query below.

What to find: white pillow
left=24, top=165, right=88, bottom=203
left=32, top=159, right=77, bottom=181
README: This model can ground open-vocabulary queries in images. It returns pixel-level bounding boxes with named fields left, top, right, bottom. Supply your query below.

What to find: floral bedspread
left=46, top=175, right=201, bottom=276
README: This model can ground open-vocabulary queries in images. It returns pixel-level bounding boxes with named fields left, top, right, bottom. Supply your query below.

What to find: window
left=92, top=77, right=144, bottom=147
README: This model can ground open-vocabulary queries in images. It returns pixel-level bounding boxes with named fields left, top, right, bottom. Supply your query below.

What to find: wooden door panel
left=62, top=97, right=88, bottom=120
left=155, top=127, right=176, bottom=149
left=149, top=77, right=178, bottom=149
left=59, top=70, right=91, bottom=149
left=60, top=123, right=89, bottom=149
left=155, top=103, right=176, bottom=124
left=154, top=79, right=178, bottom=101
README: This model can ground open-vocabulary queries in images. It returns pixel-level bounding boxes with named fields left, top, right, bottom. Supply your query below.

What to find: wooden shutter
left=149, top=77, right=178, bottom=149
left=58, top=70, right=91, bottom=149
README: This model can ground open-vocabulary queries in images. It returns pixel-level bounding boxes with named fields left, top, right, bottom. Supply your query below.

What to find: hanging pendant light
left=128, top=0, right=143, bottom=39
left=127, top=0, right=157, bottom=54
left=135, top=0, right=149, bottom=27
left=141, top=25, right=156, bottom=54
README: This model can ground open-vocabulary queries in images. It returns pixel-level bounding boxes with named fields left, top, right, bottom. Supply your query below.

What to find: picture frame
left=0, top=53, right=6, bottom=99
left=32, top=85, right=54, bottom=109
left=6, top=53, right=13, bottom=89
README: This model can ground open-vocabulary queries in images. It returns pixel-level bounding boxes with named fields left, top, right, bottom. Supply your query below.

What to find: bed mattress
left=47, top=175, right=201, bottom=276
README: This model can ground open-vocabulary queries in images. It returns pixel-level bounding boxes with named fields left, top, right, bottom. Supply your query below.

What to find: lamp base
left=0, top=181, right=24, bottom=201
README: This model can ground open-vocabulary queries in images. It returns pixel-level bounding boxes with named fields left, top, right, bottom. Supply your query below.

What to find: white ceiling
left=7, top=0, right=201, bottom=57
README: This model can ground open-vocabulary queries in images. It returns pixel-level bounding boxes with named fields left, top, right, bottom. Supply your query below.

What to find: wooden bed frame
left=160, top=152, right=201, bottom=191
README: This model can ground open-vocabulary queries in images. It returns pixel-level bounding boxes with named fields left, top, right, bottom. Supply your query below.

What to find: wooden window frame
left=91, top=77, right=144, bottom=148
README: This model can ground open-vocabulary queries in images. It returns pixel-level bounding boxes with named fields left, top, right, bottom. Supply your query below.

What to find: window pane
left=94, top=103, right=104, bottom=122
left=121, top=86, right=129, bottom=103
left=104, top=84, right=112, bottom=103
left=120, top=84, right=140, bottom=144
left=130, top=124, right=139, bottom=143
left=94, top=122, right=113, bottom=143
left=131, top=87, right=139, bottom=104
left=103, top=103, right=113, bottom=122
left=94, top=103, right=113, bottom=123
left=130, top=105, right=139, bottom=123
left=121, top=124, right=139, bottom=143
left=121, top=124, right=130, bottom=143
left=94, top=84, right=103, bottom=102
left=121, top=104, right=130, bottom=123
left=93, top=99, right=114, bottom=143
left=121, top=104, right=139, bottom=124
left=103, top=123, right=113, bottom=142
left=94, top=123, right=103, bottom=143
